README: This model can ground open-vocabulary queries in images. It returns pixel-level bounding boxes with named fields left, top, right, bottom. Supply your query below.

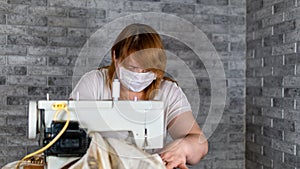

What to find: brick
left=263, top=34, right=283, bottom=47
left=263, top=146, right=283, bottom=163
left=124, top=1, right=161, bottom=12
left=0, top=45, right=26, bottom=55
left=0, top=3, right=28, bottom=15
left=227, top=78, right=245, bottom=87
left=49, top=37, right=87, bottom=47
left=246, top=159, right=262, bottom=169
left=7, top=0, right=47, bottom=5
left=263, top=55, right=283, bottom=67
left=7, top=56, right=46, bottom=65
left=28, top=86, right=67, bottom=96
left=254, top=96, right=272, bottom=107
left=7, top=35, right=47, bottom=46
left=231, top=42, right=246, bottom=51
left=0, top=66, right=27, bottom=75
left=273, top=98, right=295, bottom=108
left=284, top=109, right=300, bottom=122
left=7, top=15, right=47, bottom=26
left=247, top=124, right=262, bottom=135
left=229, top=133, right=244, bottom=142
left=284, top=88, right=300, bottom=97
left=68, top=28, right=87, bottom=38
left=161, top=3, right=195, bottom=14
left=273, top=118, right=295, bottom=132
left=196, top=0, right=228, bottom=5
left=262, top=0, right=284, bottom=6
left=255, top=134, right=272, bottom=147
left=254, top=67, right=272, bottom=77
left=7, top=76, right=46, bottom=86
left=247, top=20, right=263, bottom=32
left=48, top=16, right=87, bottom=28
left=253, top=6, right=272, bottom=21
left=272, top=43, right=296, bottom=55
left=273, top=65, right=295, bottom=76
left=0, top=146, right=26, bottom=156
left=273, top=20, right=296, bottom=35
left=28, top=66, right=67, bottom=76
left=284, top=130, right=300, bottom=143
left=49, top=0, right=87, bottom=8
left=69, top=8, right=106, bottom=19
left=254, top=27, right=273, bottom=39
left=0, top=86, right=27, bottom=96
left=246, top=141, right=261, bottom=154
left=262, top=107, right=283, bottom=118
left=285, top=30, right=300, bottom=43
left=0, top=25, right=27, bottom=35
left=6, top=96, right=28, bottom=105
left=7, top=115, right=27, bottom=125
left=48, top=56, right=77, bottom=66
left=246, top=87, right=262, bottom=96
left=0, top=14, right=5, bottom=24
left=262, top=87, right=283, bottom=97
left=263, top=76, right=283, bottom=87
left=196, top=5, right=229, bottom=15
left=6, top=135, right=38, bottom=146
left=28, top=6, right=67, bottom=16
left=228, top=87, right=244, bottom=98
left=0, top=125, right=26, bottom=135
left=273, top=0, right=295, bottom=14
left=254, top=115, right=272, bottom=127
left=283, top=76, right=300, bottom=87
left=284, top=7, right=300, bottom=21
left=255, top=47, right=272, bottom=58
left=263, top=126, right=283, bottom=140
left=0, top=76, right=5, bottom=85
left=48, top=76, right=72, bottom=86
left=283, top=153, right=300, bottom=167
left=247, top=77, right=262, bottom=87
left=247, top=0, right=263, bottom=12
left=28, top=46, right=67, bottom=56
left=0, top=56, right=5, bottom=65
left=247, top=39, right=262, bottom=49
left=273, top=161, right=296, bottom=169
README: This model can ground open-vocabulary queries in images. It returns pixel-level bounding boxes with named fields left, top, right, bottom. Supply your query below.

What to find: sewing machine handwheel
left=28, top=101, right=38, bottom=139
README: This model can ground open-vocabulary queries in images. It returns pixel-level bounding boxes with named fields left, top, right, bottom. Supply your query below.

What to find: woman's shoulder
left=160, top=79, right=179, bottom=90
left=82, top=68, right=108, bottom=79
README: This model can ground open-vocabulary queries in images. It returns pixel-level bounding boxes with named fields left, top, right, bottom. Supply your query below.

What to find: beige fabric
left=2, top=132, right=166, bottom=169
left=69, top=132, right=166, bottom=169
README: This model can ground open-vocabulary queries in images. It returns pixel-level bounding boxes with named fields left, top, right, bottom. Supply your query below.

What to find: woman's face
left=117, top=53, right=150, bottom=73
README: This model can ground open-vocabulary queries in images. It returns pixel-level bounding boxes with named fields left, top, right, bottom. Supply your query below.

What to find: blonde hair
left=105, top=23, right=172, bottom=100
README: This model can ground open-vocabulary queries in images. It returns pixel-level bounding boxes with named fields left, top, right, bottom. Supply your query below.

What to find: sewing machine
left=28, top=99, right=165, bottom=168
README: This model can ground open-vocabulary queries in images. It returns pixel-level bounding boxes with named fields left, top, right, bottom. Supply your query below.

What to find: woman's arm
left=160, top=111, right=208, bottom=168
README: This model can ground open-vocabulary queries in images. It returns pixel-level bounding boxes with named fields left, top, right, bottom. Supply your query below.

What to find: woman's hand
left=159, top=138, right=189, bottom=169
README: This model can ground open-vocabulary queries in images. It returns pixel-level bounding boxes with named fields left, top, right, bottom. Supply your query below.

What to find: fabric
left=70, top=69, right=192, bottom=126
left=68, top=132, right=166, bottom=169
left=2, top=133, right=166, bottom=169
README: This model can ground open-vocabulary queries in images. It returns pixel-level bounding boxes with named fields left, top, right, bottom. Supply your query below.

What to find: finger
left=178, top=163, right=189, bottom=169
left=166, top=161, right=177, bottom=169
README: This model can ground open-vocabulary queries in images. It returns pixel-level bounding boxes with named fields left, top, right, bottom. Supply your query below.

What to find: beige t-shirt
left=70, top=69, right=192, bottom=126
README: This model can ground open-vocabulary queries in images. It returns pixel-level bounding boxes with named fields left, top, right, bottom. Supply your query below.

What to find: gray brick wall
left=0, top=0, right=246, bottom=168
left=246, top=0, right=300, bottom=168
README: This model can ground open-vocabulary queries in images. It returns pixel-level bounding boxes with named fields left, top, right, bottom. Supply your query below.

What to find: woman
left=70, top=23, right=208, bottom=169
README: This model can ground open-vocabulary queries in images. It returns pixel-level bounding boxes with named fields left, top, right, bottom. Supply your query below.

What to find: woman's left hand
left=159, top=138, right=189, bottom=169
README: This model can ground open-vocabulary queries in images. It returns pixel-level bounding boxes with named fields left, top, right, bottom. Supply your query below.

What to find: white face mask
left=118, top=66, right=156, bottom=92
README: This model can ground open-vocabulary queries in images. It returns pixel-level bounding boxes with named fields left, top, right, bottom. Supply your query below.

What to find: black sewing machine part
left=43, top=121, right=90, bottom=157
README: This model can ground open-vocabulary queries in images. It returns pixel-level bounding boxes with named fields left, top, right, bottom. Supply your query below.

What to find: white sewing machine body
left=28, top=99, right=165, bottom=168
